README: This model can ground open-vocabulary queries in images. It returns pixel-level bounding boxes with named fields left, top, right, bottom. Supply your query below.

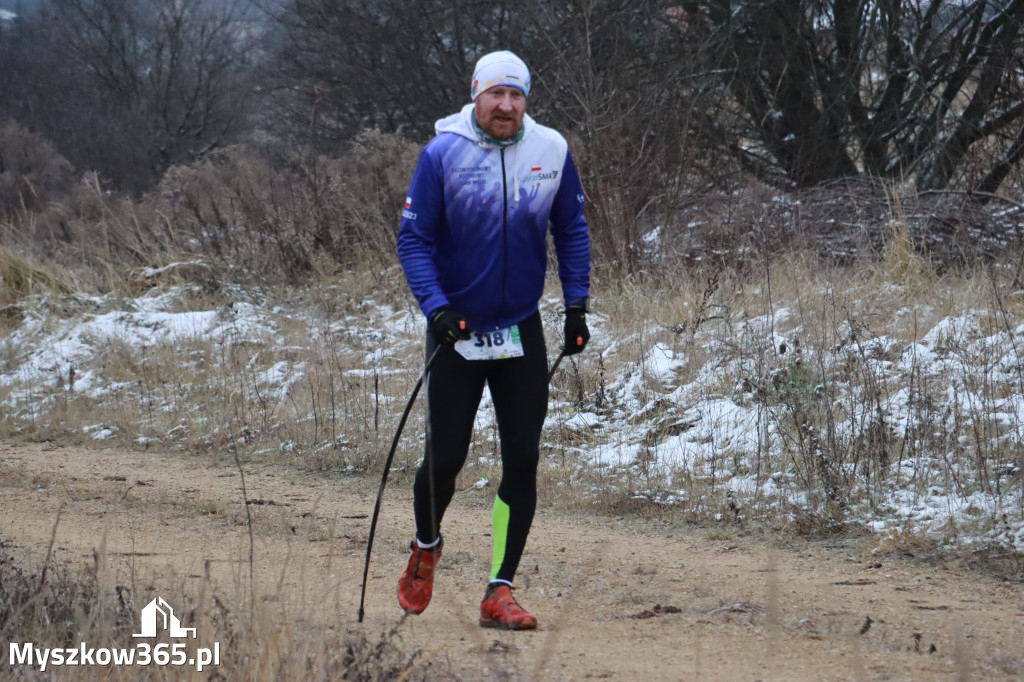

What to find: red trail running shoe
left=479, top=585, right=538, bottom=630
left=397, top=539, right=442, bottom=615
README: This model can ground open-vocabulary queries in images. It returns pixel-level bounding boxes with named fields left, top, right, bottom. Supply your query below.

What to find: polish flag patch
left=531, top=166, right=542, bottom=172
left=404, top=197, right=412, bottom=208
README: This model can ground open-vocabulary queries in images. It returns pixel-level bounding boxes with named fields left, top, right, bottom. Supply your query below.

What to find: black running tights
left=413, top=311, right=548, bottom=584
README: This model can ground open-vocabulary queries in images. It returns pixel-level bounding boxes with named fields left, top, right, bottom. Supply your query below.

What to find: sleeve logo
left=402, top=197, right=417, bottom=220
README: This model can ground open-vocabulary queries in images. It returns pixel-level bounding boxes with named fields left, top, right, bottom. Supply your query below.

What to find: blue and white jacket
left=397, top=103, right=591, bottom=332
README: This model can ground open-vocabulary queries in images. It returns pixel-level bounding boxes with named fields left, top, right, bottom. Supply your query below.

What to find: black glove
left=428, top=307, right=473, bottom=345
left=563, top=307, right=590, bottom=355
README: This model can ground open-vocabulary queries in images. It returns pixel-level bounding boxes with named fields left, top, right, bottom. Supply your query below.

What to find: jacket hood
left=434, top=103, right=536, bottom=148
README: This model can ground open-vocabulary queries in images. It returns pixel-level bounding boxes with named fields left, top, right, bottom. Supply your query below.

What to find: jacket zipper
left=499, top=148, right=508, bottom=328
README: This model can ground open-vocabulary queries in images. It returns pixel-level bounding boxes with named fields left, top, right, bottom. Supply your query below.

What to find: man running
left=396, top=50, right=591, bottom=630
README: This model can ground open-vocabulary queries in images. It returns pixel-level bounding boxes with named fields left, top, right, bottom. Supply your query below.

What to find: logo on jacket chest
left=522, top=167, right=559, bottom=183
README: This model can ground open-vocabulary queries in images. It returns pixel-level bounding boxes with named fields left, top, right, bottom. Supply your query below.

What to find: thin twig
left=0, top=503, right=66, bottom=643
left=39, top=502, right=65, bottom=589
left=233, top=448, right=256, bottom=622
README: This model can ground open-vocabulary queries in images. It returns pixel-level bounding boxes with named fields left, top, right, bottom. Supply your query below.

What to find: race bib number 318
left=455, top=325, right=524, bottom=361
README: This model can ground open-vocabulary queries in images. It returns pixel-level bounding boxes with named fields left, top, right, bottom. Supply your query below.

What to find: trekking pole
left=547, top=336, right=582, bottom=382
left=357, top=340, right=446, bottom=623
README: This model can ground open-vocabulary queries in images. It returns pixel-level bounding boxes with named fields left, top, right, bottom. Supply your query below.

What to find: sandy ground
left=2, top=441, right=1023, bottom=681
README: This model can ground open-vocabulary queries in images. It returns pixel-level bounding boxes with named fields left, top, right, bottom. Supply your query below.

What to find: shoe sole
left=479, top=618, right=538, bottom=630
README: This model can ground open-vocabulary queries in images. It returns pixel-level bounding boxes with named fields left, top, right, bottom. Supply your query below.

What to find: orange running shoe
left=479, top=584, right=538, bottom=630
left=397, top=539, right=442, bottom=615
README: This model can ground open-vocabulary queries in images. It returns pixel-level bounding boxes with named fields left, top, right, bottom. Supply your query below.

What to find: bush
left=0, top=132, right=421, bottom=291
left=140, top=134, right=419, bottom=284
left=0, top=119, right=76, bottom=215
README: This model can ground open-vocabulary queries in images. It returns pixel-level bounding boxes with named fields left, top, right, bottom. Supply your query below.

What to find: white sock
left=416, top=536, right=441, bottom=550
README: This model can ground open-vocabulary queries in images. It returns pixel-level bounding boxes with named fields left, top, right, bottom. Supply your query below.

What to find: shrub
left=0, top=118, right=76, bottom=215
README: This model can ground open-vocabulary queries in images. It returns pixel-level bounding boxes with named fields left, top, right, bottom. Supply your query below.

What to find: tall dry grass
left=1, top=130, right=420, bottom=293
left=0, top=535, right=420, bottom=681
left=536, top=233, right=1024, bottom=547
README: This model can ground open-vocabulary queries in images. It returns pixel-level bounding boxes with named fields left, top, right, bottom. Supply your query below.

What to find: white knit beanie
left=471, top=51, right=531, bottom=101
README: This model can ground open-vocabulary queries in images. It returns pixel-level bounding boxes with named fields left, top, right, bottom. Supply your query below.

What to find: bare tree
left=270, top=0, right=536, bottom=146
left=521, top=0, right=712, bottom=267
left=0, top=0, right=262, bottom=193
left=679, top=0, right=1024, bottom=196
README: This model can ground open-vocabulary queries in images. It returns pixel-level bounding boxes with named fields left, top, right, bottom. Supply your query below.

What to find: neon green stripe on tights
left=490, top=495, right=511, bottom=580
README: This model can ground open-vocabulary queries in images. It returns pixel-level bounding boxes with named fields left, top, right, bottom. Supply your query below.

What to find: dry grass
left=0, top=246, right=73, bottom=308
left=536, top=247, right=1024, bottom=539
left=1, top=132, right=420, bottom=295
left=0, top=537, right=422, bottom=681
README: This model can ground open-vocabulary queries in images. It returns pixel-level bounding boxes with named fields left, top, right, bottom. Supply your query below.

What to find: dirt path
left=2, top=441, right=1023, bottom=681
